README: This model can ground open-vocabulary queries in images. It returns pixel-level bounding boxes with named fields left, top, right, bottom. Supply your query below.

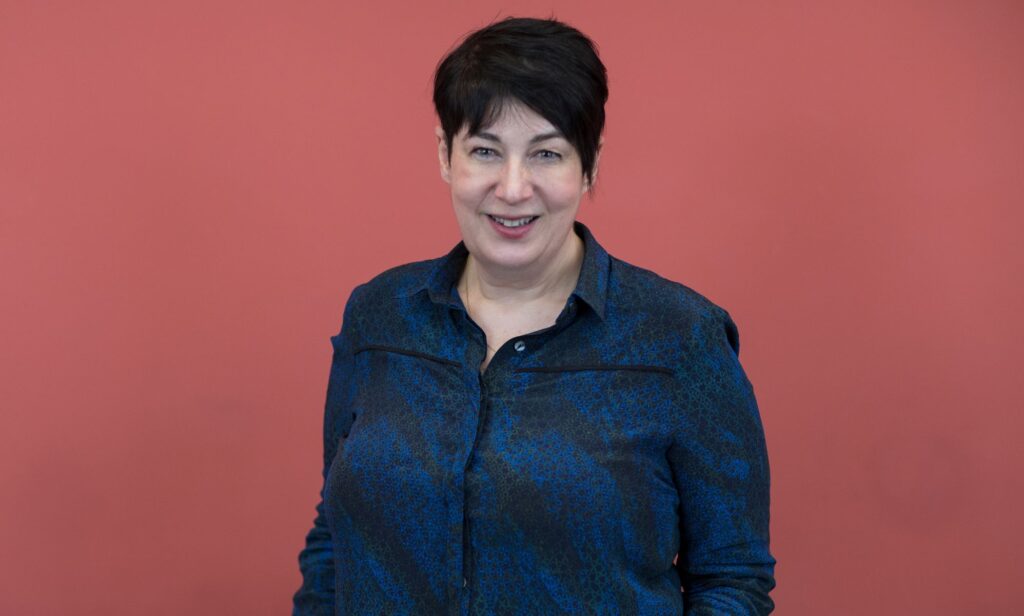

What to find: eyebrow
left=472, top=130, right=565, bottom=144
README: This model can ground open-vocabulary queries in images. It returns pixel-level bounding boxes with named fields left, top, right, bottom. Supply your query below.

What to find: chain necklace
left=461, top=274, right=498, bottom=354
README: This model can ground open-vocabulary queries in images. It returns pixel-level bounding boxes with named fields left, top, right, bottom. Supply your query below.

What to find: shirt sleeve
left=292, top=287, right=362, bottom=615
left=668, top=306, right=776, bottom=615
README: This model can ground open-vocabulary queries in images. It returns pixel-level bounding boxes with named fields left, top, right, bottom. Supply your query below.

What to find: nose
left=494, top=157, right=533, bottom=204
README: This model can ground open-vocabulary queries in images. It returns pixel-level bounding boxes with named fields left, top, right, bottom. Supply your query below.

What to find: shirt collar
left=418, top=220, right=609, bottom=321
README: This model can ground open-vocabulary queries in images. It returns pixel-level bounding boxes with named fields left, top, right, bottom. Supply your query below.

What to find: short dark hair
left=432, top=16, right=608, bottom=188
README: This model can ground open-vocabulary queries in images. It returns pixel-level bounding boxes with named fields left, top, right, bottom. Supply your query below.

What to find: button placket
left=447, top=339, right=486, bottom=614
left=458, top=364, right=494, bottom=612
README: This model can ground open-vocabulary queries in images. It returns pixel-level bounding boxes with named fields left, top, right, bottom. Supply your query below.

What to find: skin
left=435, top=101, right=603, bottom=369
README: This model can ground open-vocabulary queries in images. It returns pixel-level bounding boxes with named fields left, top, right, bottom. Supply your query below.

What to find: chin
left=477, top=244, right=538, bottom=268
left=483, top=249, right=533, bottom=267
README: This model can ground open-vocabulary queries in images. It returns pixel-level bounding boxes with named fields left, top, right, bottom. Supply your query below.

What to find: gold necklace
left=461, top=274, right=497, bottom=353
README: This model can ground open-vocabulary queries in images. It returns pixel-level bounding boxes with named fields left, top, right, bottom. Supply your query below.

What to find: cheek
left=450, top=173, right=491, bottom=207
left=543, top=175, right=586, bottom=209
left=450, top=184, right=478, bottom=211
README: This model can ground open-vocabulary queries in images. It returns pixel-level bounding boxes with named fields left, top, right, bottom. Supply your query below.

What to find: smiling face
left=436, top=101, right=600, bottom=277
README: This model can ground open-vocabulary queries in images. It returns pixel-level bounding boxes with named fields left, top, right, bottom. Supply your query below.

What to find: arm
left=293, top=289, right=362, bottom=615
left=669, top=306, right=776, bottom=615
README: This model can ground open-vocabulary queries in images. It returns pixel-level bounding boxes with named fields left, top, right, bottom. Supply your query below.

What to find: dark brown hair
left=433, top=17, right=608, bottom=187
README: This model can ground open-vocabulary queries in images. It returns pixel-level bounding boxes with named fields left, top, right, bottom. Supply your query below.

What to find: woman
left=294, top=17, right=775, bottom=615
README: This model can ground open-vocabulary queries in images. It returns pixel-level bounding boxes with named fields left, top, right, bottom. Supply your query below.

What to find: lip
left=486, top=213, right=539, bottom=239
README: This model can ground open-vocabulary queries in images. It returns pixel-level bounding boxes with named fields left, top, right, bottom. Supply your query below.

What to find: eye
left=471, top=147, right=497, bottom=158
left=536, top=150, right=562, bottom=161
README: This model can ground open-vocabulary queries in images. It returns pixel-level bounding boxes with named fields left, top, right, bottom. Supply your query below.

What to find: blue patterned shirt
left=293, top=220, right=775, bottom=615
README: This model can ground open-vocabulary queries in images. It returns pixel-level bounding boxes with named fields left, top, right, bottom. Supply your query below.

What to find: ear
left=584, top=137, right=604, bottom=193
left=435, top=125, right=451, bottom=184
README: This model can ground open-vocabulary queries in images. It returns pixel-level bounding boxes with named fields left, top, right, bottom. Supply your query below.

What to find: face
left=436, top=101, right=600, bottom=275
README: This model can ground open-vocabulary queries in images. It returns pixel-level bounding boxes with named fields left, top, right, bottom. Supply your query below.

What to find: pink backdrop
left=2, top=1, right=1022, bottom=614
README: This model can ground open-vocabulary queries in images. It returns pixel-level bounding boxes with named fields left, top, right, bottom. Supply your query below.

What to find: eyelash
left=471, top=147, right=562, bottom=161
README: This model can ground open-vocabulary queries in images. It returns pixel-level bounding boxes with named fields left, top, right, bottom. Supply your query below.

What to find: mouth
left=486, top=214, right=540, bottom=228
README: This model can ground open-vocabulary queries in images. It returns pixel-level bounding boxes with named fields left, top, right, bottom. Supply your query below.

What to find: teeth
left=491, top=215, right=537, bottom=228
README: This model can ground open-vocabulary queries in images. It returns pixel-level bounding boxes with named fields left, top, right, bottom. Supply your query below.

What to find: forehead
left=460, top=101, right=564, bottom=141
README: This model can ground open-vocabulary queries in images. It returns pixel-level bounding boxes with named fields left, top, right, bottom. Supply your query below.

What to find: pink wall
left=2, top=1, right=1021, bottom=613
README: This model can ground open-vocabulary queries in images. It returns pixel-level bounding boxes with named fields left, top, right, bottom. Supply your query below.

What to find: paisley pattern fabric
left=293, top=220, right=775, bottom=615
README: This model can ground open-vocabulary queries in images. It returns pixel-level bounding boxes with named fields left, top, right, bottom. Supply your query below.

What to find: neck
left=462, top=229, right=585, bottom=308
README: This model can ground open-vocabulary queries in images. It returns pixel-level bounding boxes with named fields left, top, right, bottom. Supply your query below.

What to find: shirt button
left=513, top=340, right=526, bottom=353
left=463, top=577, right=467, bottom=587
